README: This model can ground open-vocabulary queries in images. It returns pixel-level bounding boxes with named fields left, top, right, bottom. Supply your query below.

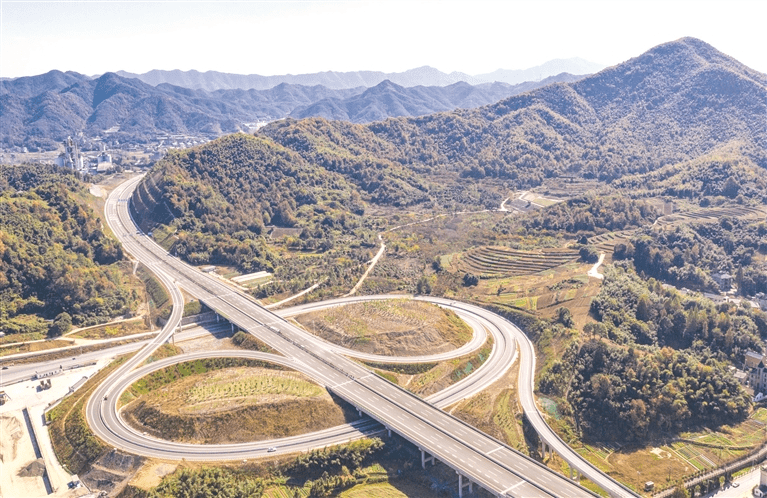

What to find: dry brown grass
left=69, top=318, right=146, bottom=340
left=471, top=261, right=602, bottom=330
left=295, top=299, right=472, bottom=357
left=0, top=338, right=75, bottom=357
left=450, top=351, right=529, bottom=453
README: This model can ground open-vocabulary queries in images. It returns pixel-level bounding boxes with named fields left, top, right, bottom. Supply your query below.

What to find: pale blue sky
left=2, top=0, right=765, bottom=78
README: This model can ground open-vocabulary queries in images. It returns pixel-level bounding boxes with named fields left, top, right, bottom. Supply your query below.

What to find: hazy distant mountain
left=1, top=69, right=584, bottom=149
left=0, top=72, right=364, bottom=149
left=0, top=70, right=89, bottom=98
left=115, top=66, right=483, bottom=91
left=114, top=58, right=601, bottom=91
left=475, top=58, right=606, bottom=85
left=290, top=74, right=585, bottom=123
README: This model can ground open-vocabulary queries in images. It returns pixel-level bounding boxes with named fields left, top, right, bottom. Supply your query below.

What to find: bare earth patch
left=295, top=299, right=472, bottom=356
left=0, top=412, right=49, bottom=498
left=128, top=460, right=179, bottom=491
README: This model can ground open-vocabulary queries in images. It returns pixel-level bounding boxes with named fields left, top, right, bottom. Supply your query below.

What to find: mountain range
left=115, top=58, right=604, bottom=91
left=128, top=37, right=767, bottom=276
left=0, top=70, right=584, bottom=150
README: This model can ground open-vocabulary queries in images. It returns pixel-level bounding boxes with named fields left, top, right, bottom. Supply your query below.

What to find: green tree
left=670, top=483, right=689, bottom=498
left=416, top=276, right=432, bottom=295
left=579, top=245, right=599, bottom=263
left=636, top=294, right=652, bottom=322
left=463, top=273, right=479, bottom=287
left=48, top=312, right=72, bottom=337
left=556, top=307, right=574, bottom=328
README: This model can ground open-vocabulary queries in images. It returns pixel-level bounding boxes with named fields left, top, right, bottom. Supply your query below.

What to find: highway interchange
left=72, top=174, right=639, bottom=497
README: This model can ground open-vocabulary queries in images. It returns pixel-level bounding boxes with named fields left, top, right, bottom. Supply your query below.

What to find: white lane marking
left=503, top=480, right=527, bottom=493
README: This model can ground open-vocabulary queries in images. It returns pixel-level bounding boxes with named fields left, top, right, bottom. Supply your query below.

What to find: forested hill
left=288, top=75, right=585, bottom=123
left=131, top=38, right=766, bottom=273
left=0, top=165, right=131, bottom=337
left=261, top=37, right=766, bottom=186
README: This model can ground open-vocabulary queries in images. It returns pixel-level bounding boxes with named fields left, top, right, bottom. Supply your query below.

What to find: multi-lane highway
left=84, top=174, right=636, bottom=497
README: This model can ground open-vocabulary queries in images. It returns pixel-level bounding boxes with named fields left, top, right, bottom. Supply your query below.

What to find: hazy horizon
left=2, top=0, right=765, bottom=79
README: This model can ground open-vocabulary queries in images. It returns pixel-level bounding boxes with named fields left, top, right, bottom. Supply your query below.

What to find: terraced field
left=588, top=230, right=637, bottom=254
left=460, top=246, right=579, bottom=277
left=656, top=205, right=766, bottom=227
left=585, top=205, right=766, bottom=256
left=537, top=177, right=602, bottom=198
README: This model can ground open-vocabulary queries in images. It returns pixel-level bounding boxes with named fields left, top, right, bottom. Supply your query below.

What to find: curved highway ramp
left=91, top=175, right=636, bottom=498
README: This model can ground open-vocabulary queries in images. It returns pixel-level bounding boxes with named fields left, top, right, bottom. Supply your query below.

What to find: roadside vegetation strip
left=232, top=330, right=278, bottom=354
left=67, top=317, right=146, bottom=340
left=46, top=354, right=132, bottom=476
left=363, top=336, right=494, bottom=398
left=135, top=263, right=170, bottom=320
left=0, top=337, right=75, bottom=357
left=0, top=335, right=150, bottom=367
left=361, top=361, right=438, bottom=375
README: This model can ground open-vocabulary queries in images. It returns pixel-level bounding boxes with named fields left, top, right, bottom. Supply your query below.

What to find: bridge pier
left=569, top=466, right=580, bottom=480
left=457, top=472, right=473, bottom=497
left=386, top=427, right=391, bottom=438
left=419, top=448, right=435, bottom=469
left=540, top=441, right=554, bottom=460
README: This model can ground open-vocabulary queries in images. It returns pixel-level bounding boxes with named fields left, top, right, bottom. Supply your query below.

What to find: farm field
left=536, top=177, right=603, bottom=198
left=470, top=262, right=600, bottom=325
left=588, top=230, right=637, bottom=256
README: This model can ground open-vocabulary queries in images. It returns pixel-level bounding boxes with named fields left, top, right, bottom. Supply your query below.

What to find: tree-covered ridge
left=567, top=340, right=750, bottom=441
left=158, top=133, right=359, bottom=231
left=589, top=264, right=765, bottom=355
left=0, top=164, right=131, bottom=335
left=612, top=142, right=767, bottom=202
left=259, top=37, right=765, bottom=188
left=133, top=133, right=381, bottom=273
left=615, top=219, right=767, bottom=294
left=519, top=196, right=658, bottom=235
left=261, top=118, right=433, bottom=207
left=539, top=264, right=761, bottom=442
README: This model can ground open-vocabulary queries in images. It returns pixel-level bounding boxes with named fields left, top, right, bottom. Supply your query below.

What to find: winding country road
left=83, top=174, right=637, bottom=497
